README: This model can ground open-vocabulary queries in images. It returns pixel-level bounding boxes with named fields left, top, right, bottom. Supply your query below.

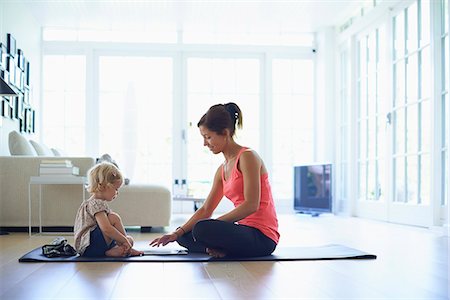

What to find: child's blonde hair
left=86, top=162, right=123, bottom=193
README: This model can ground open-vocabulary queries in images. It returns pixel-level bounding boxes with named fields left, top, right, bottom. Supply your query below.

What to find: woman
left=150, top=102, right=279, bottom=257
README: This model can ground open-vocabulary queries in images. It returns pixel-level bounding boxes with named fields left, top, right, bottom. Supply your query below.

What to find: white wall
left=0, top=1, right=41, bottom=155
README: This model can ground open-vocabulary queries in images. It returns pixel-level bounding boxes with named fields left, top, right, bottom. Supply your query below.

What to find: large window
left=42, top=55, right=86, bottom=155
left=98, top=56, right=173, bottom=187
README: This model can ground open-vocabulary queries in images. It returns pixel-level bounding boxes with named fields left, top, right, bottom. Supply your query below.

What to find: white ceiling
left=16, top=0, right=369, bottom=34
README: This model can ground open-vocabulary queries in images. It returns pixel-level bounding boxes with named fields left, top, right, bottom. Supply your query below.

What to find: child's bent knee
left=108, top=212, right=122, bottom=223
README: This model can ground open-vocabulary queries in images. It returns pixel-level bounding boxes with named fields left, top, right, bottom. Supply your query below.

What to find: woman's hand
left=149, top=233, right=178, bottom=247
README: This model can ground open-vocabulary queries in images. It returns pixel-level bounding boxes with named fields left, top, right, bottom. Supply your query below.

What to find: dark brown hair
left=197, top=102, right=243, bottom=136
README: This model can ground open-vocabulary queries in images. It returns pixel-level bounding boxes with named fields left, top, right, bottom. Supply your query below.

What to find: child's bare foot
left=105, top=245, right=128, bottom=257
left=129, top=248, right=144, bottom=256
left=206, top=248, right=226, bottom=258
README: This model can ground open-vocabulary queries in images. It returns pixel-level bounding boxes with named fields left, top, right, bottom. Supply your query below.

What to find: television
left=294, top=163, right=332, bottom=216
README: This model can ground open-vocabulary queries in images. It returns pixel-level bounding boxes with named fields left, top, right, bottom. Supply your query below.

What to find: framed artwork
left=1, top=99, right=12, bottom=119
left=24, top=59, right=29, bottom=87
left=15, top=66, right=22, bottom=90
left=24, top=87, right=29, bottom=104
left=1, top=99, right=7, bottom=117
left=17, top=49, right=24, bottom=70
left=13, top=95, right=24, bottom=119
left=6, top=34, right=16, bottom=57
left=0, top=43, right=6, bottom=70
left=31, top=109, right=35, bottom=132
left=7, top=56, right=14, bottom=86
left=1, top=33, right=35, bottom=132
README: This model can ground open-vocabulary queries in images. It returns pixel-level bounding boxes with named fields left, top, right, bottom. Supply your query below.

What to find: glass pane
left=443, top=0, right=448, bottom=35
left=420, top=153, right=431, bottom=205
left=406, top=155, right=418, bottom=204
left=420, top=0, right=430, bottom=47
left=406, top=104, right=418, bottom=153
left=377, top=114, right=385, bottom=158
left=99, top=56, right=173, bottom=188
left=395, top=108, right=405, bottom=154
left=394, top=11, right=405, bottom=60
left=444, top=151, right=448, bottom=205
left=359, top=162, right=367, bottom=199
left=395, top=157, right=406, bottom=202
left=420, top=46, right=432, bottom=100
left=359, top=38, right=367, bottom=78
left=359, top=119, right=368, bottom=160
left=442, top=95, right=447, bottom=148
left=367, top=160, right=377, bottom=200
left=394, top=60, right=405, bottom=106
left=360, top=78, right=368, bottom=117
left=272, top=59, right=314, bottom=200
left=421, top=100, right=431, bottom=153
left=368, top=116, right=376, bottom=159
left=406, top=54, right=418, bottom=102
left=368, top=32, right=376, bottom=76
left=406, top=2, right=418, bottom=53
left=42, top=55, right=86, bottom=155
left=444, top=36, right=449, bottom=91
left=292, top=60, right=314, bottom=95
left=378, top=158, right=385, bottom=201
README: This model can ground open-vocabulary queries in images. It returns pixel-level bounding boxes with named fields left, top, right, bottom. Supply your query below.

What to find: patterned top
left=74, top=198, right=111, bottom=255
left=221, top=147, right=280, bottom=244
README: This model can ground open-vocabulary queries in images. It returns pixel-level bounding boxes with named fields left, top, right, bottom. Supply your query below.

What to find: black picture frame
left=1, top=99, right=8, bottom=117
left=17, top=49, right=25, bottom=70
left=13, top=95, right=24, bottom=119
left=31, top=109, right=35, bottom=133
left=6, top=34, right=16, bottom=57
left=24, top=59, right=30, bottom=87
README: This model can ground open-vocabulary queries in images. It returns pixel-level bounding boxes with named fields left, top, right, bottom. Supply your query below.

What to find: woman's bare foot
left=206, top=248, right=226, bottom=258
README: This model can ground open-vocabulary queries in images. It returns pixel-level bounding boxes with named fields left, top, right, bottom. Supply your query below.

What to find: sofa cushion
left=30, top=140, right=54, bottom=156
left=51, top=148, right=65, bottom=156
left=8, top=131, right=37, bottom=156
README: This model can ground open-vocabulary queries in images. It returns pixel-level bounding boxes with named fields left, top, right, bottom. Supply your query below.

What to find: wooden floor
left=0, top=213, right=448, bottom=300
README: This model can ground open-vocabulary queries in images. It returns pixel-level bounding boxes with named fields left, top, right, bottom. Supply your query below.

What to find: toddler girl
left=74, top=162, right=142, bottom=257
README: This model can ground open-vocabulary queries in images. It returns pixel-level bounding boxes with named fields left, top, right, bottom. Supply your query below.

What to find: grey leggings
left=177, top=219, right=277, bottom=257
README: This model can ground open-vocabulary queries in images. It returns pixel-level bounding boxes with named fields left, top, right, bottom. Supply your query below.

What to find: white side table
left=28, top=176, right=87, bottom=236
left=173, top=195, right=205, bottom=211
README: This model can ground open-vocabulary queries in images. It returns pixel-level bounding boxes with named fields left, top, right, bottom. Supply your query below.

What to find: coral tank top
left=221, top=147, right=280, bottom=244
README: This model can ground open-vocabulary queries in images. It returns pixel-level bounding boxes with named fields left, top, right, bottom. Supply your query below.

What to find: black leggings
left=177, top=219, right=277, bottom=257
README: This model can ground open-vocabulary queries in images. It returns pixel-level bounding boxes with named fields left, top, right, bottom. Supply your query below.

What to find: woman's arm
left=150, top=166, right=224, bottom=247
left=216, top=150, right=261, bottom=223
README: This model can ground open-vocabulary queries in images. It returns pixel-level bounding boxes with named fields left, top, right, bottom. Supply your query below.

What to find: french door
left=355, top=0, right=448, bottom=227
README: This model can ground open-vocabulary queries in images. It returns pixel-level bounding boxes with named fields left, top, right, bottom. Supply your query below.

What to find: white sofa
left=0, top=131, right=171, bottom=230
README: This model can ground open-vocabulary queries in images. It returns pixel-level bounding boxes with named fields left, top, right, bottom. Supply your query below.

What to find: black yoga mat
left=19, top=244, right=376, bottom=263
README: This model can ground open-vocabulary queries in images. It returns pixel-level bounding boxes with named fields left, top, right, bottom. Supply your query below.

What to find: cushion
left=29, top=140, right=54, bottom=156
left=51, top=148, right=65, bottom=156
left=8, top=131, right=37, bottom=156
